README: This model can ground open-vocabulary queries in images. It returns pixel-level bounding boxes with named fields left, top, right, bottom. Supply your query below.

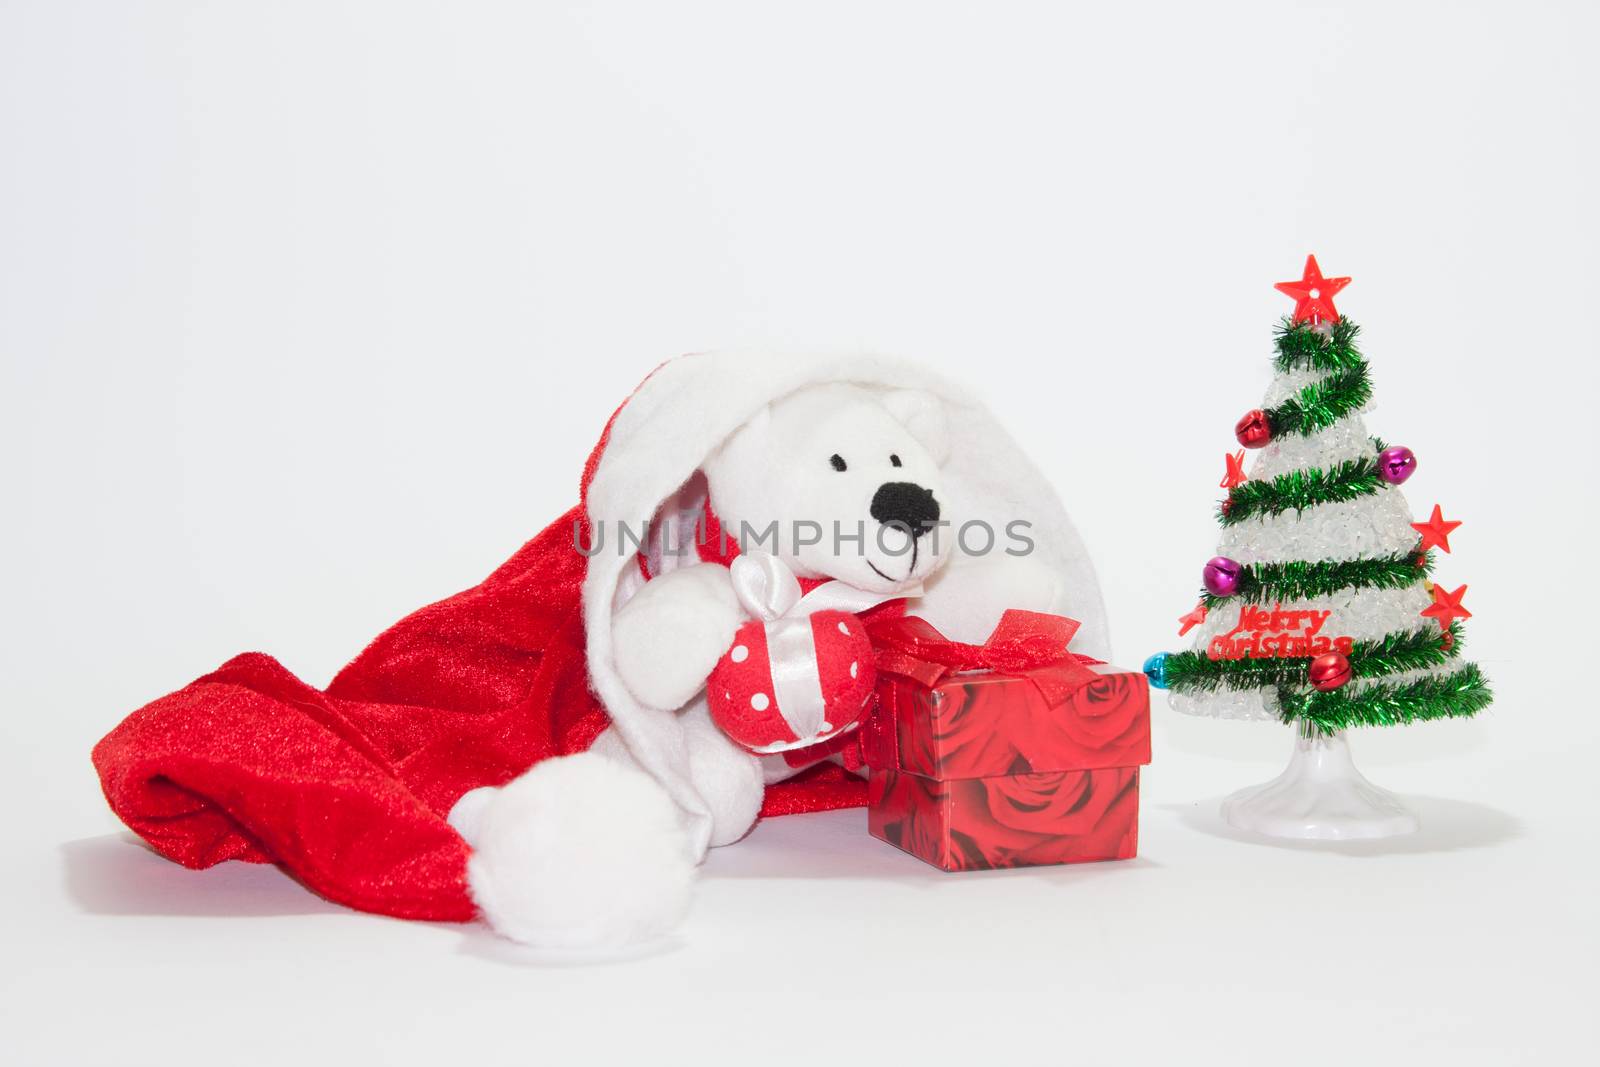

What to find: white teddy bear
left=451, top=381, right=1073, bottom=949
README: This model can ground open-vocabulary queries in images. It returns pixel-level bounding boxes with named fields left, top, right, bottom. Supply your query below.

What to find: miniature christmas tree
left=1146, top=256, right=1491, bottom=839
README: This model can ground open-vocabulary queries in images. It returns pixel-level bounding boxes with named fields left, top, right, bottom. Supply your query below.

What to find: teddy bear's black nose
left=870, top=482, right=941, bottom=538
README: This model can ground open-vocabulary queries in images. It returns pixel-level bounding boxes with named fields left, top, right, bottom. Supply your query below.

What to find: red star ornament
left=1274, top=255, right=1351, bottom=325
left=1221, top=450, right=1248, bottom=490
left=1177, top=602, right=1208, bottom=636
left=1421, top=583, right=1472, bottom=631
left=1411, top=505, right=1463, bottom=553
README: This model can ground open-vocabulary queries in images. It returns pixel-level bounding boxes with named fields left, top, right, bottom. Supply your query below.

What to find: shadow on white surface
left=63, top=831, right=682, bottom=968
left=1156, top=710, right=1493, bottom=768
left=62, top=832, right=340, bottom=918
left=455, top=927, right=685, bottom=968
left=699, top=806, right=1163, bottom=883
left=1165, top=794, right=1520, bottom=856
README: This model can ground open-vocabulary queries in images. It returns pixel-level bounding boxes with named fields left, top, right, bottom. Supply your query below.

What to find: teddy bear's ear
left=729, top=403, right=771, bottom=448
left=705, top=403, right=771, bottom=475
left=880, top=388, right=950, bottom=465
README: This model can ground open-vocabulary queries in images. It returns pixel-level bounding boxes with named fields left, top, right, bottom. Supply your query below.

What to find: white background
left=3, top=2, right=1596, bottom=1063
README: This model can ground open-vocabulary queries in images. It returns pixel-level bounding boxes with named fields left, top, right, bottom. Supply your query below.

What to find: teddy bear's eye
left=830, top=454, right=848, bottom=472
left=890, top=454, right=902, bottom=467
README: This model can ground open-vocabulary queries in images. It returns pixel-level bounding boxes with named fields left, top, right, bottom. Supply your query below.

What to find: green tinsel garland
left=1273, top=317, right=1364, bottom=373
left=1163, top=623, right=1461, bottom=693
left=1266, top=363, right=1372, bottom=438
left=1220, top=454, right=1385, bottom=526
left=1200, top=544, right=1431, bottom=608
left=1279, top=663, right=1493, bottom=731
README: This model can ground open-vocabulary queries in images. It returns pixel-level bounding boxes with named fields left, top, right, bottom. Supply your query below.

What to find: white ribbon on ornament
left=728, top=551, right=921, bottom=741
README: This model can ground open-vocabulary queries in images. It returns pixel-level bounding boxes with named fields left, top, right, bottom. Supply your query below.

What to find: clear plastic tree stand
left=1221, top=721, right=1419, bottom=839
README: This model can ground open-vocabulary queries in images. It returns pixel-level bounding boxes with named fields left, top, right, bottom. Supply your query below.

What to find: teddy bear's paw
left=682, top=711, right=765, bottom=846
left=465, top=753, right=696, bottom=949
left=612, top=563, right=745, bottom=710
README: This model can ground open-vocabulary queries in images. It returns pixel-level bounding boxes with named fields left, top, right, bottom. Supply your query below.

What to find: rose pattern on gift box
left=879, top=668, right=1150, bottom=780
left=860, top=612, right=1151, bottom=874
left=868, top=767, right=1140, bottom=871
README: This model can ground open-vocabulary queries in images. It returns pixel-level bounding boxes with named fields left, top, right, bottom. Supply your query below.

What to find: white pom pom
left=446, top=785, right=497, bottom=844
left=465, top=754, right=696, bottom=949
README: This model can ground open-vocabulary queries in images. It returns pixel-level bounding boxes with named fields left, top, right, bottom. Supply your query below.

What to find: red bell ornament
left=1235, top=409, right=1273, bottom=449
left=1308, top=652, right=1353, bottom=692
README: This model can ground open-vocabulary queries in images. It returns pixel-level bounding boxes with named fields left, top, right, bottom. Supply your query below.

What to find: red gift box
left=861, top=611, right=1151, bottom=872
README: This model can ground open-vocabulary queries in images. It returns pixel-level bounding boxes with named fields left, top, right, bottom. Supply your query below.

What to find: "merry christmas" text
left=1208, top=603, right=1355, bottom=661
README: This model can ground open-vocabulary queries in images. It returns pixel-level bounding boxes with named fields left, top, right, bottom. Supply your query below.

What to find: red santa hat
left=93, top=351, right=1108, bottom=940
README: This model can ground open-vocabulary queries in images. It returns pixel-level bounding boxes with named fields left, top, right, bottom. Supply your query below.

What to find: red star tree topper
left=1411, top=505, right=1463, bottom=553
left=1421, top=583, right=1472, bottom=630
left=1274, top=254, right=1351, bottom=325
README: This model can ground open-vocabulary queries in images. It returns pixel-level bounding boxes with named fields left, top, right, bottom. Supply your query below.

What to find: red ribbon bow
left=867, top=609, right=1100, bottom=707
